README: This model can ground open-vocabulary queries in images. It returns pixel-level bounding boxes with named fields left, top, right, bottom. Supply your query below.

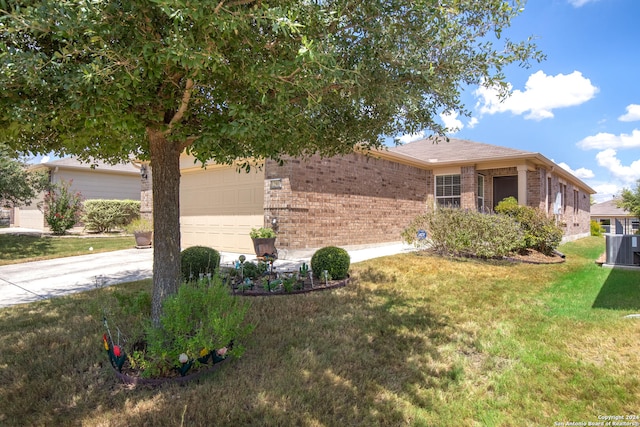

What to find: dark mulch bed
left=416, top=248, right=565, bottom=264
left=504, top=248, right=566, bottom=264
left=231, top=277, right=349, bottom=296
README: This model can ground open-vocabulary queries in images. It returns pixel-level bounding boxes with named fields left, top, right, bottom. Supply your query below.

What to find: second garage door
left=180, top=165, right=265, bottom=254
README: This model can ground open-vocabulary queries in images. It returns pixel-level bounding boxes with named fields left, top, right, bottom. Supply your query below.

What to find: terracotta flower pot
left=252, top=237, right=276, bottom=258
left=134, top=231, right=153, bottom=248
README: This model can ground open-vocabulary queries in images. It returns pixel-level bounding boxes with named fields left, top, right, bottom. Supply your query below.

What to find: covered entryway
left=493, top=175, right=518, bottom=208
left=180, top=165, right=265, bottom=253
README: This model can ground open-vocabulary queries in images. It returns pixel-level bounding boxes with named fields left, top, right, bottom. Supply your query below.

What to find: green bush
left=81, top=199, right=140, bottom=233
left=495, top=197, right=563, bottom=255
left=180, top=246, right=221, bottom=281
left=401, top=207, right=524, bottom=258
left=310, top=246, right=350, bottom=280
left=43, top=180, right=83, bottom=235
left=144, top=277, right=254, bottom=377
left=590, top=220, right=604, bottom=237
left=241, top=261, right=268, bottom=279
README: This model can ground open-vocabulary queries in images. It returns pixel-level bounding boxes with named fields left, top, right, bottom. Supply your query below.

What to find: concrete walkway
left=0, top=230, right=414, bottom=308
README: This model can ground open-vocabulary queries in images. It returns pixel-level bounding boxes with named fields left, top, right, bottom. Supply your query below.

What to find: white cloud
left=568, top=0, right=601, bottom=7
left=475, top=70, right=598, bottom=120
left=440, top=111, right=463, bottom=134
left=39, top=155, right=50, bottom=164
left=467, top=117, right=479, bottom=129
left=556, top=162, right=595, bottom=179
left=595, top=149, right=640, bottom=184
left=398, top=131, right=425, bottom=144
left=591, top=183, right=620, bottom=203
left=619, top=104, right=640, bottom=122
left=577, top=129, right=640, bottom=150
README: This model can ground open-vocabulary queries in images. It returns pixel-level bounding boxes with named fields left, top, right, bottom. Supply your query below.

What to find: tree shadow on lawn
left=0, top=277, right=477, bottom=426
left=592, top=268, right=640, bottom=311
left=0, top=235, right=53, bottom=261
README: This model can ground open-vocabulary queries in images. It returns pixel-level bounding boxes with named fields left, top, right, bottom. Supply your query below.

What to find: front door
left=493, top=175, right=518, bottom=208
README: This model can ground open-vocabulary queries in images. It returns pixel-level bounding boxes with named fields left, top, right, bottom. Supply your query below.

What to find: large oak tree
left=0, top=0, right=542, bottom=322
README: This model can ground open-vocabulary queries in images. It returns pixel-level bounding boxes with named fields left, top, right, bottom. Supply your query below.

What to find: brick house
left=174, top=137, right=595, bottom=254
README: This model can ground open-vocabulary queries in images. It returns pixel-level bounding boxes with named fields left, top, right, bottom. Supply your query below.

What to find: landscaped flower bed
left=101, top=246, right=352, bottom=385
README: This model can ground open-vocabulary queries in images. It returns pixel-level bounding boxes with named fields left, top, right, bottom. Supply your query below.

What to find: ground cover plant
left=0, top=237, right=638, bottom=426
left=0, top=234, right=136, bottom=266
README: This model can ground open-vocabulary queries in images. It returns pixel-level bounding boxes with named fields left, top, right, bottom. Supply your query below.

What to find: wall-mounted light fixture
left=271, top=217, right=278, bottom=232
left=269, top=179, right=282, bottom=190
left=140, top=164, right=148, bottom=179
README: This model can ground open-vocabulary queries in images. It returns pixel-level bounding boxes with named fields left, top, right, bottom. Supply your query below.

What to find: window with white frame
left=477, top=174, right=485, bottom=211
left=436, top=174, right=461, bottom=207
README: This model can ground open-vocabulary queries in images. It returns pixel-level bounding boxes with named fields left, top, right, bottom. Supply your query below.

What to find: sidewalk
left=0, top=238, right=414, bottom=308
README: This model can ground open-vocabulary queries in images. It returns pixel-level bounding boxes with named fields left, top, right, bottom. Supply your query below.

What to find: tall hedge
left=81, top=199, right=140, bottom=233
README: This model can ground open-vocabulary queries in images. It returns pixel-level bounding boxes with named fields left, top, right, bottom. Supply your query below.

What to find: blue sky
left=399, top=0, right=640, bottom=203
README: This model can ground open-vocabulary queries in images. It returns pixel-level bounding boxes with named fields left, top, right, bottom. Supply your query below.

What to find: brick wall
left=460, top=165, right=477, bottom=209
left=545, top=172, right=590, bottom=238
left=140, top=164, right=153, bottom=221
left=526, top=167, right=546, bottom=210
left=264, top=153, right=428, bottom=250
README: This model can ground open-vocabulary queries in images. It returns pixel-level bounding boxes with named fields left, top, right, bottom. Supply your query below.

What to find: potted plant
left=125, top=217, right=153, bottom=248
left=249, top=227, right=277, bottom=259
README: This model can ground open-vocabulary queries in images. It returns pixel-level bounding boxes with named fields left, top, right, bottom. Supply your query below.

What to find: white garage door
left=180, top=165, right=265, bottom=253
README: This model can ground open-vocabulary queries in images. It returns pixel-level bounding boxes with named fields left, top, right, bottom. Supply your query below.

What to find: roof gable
left=591, top=199, right=636, bottom=217
left=388, top=137, right=534, bottom=163
left=33, top=157, right=139, bottom=175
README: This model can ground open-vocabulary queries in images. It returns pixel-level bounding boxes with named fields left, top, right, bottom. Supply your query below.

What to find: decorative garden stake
left=323, top=270, right=329, bottom=286
left=102, top=317, right=126, bottom=372
left=177, top=353, right=193, bottom=376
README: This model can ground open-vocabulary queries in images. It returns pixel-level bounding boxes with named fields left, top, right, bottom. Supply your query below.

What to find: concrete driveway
left=0, top=234, right=414, bottom=308
left=0, top=248, right=153, bottom=308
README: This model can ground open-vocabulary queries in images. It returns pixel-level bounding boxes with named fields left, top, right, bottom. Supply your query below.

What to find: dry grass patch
left=0, top=237, right=638, bottom=426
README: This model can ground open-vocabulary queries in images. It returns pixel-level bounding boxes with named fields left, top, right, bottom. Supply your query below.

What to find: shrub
left=144, top=277, right=254, bottom=377
left=402, top=207, right=524, bottom=258
left=495, top=197, right=563, bottom=255
left=241, top=261, right=268, bottom=279
left=590, top=220, right=604, bottom=236
left=43, top=180, right=83, bottom=235
left=81, top=199, right=140, bottom=233
left=180, top=246, right=221, bottom=281
left=311, top=246, right=350, bottom=280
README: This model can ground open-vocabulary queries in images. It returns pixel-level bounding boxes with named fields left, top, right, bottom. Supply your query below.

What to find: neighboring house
left=175, top=137, right=595, bottom=254
left=11, top=157, right=142, bottom=230
left=591, top=199, right=639, bottom=234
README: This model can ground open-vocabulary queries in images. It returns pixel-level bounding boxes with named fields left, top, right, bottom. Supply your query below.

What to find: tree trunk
left=148, top=129, right=182, bottom=325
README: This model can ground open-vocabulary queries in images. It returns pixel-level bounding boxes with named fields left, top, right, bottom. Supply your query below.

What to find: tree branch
left=179, top=136, right=199, bottom=151
left=164, top=78, right=194, bottom=136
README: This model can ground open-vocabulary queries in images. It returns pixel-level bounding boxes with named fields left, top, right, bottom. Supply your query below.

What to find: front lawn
left=0, top=236, right=637, bottom=426
left=0, top=234, right=136, bottom=265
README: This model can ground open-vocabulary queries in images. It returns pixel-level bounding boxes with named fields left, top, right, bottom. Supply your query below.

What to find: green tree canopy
left=618, top=180, right=640, bottom=219
left=0, top=143, right=48, bottom=208
left=0, top=0, right=543, bottom=322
